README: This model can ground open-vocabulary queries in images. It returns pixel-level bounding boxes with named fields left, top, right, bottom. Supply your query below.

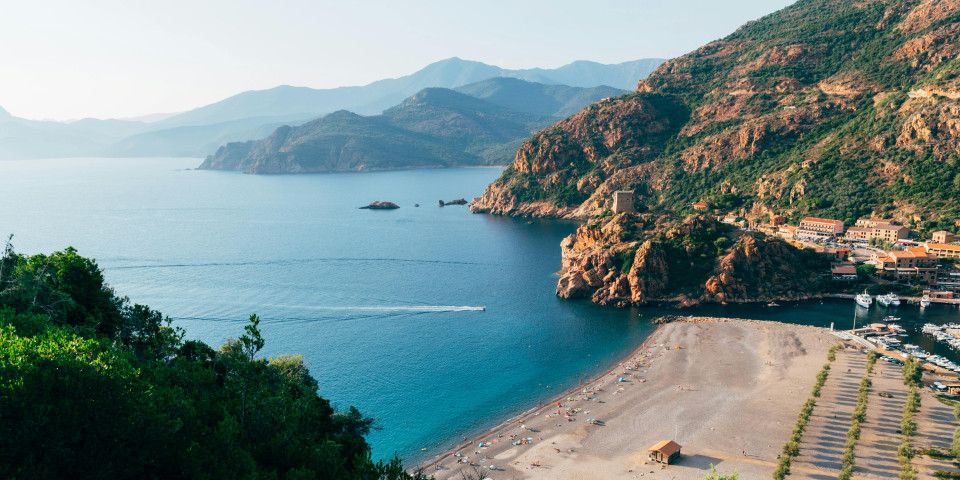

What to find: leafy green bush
left=866, top=350, right=878, bottom=374
left=0, top=245, right=428, bottom=480
left=772, top=455, right=791, bottom=480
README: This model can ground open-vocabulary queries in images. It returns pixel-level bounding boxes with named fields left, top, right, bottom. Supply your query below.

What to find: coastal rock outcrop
left=556, top=214, right=830, bottom=307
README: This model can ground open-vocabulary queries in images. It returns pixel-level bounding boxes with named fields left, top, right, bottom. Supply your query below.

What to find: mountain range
left=470, top=0, right=960, bottom=308
left=0, top=57, right=662, bottom=161
left=474, top=0, right=960, bottom=229
left=199, top=81, right=627, bottom=173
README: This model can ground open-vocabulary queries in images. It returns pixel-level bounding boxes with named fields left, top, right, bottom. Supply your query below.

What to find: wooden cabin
left=647, top=440, right=682, bottom=465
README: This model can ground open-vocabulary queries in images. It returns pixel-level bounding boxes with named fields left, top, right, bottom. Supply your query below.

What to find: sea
left=3, top=157, right=959, bottom=464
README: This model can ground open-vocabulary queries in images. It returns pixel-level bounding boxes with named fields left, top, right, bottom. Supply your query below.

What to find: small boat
left=922, top=323, right=941, bottom=334
left=855, top=292, right=872, bottom=308
left=888, top=293, right=901, bottom=306
left=920, top=294, right=931, bottom=308
left=876, top=294, right=891, bottom=307
left=882, top=315, right=901, bottom=323
left=888, top=324, right=906, bottom=334
left=767, top=302, right=780, bottom=307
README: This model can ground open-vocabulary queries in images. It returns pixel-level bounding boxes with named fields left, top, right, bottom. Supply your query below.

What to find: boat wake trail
left=282, top=305, right=485, bottom=313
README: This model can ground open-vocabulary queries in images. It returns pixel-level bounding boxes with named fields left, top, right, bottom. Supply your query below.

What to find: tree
left=1, top=245, right=413, bottom=479
left=703, top=464, right=739, bottom=479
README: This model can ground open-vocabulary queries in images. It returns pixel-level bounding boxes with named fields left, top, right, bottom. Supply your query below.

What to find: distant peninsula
left=197, top=80, right=627, bottom=174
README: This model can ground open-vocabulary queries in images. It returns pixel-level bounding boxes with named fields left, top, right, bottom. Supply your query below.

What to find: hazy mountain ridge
left=159, top=57, right=661, bottom=127
left=454, top=78, right=627, bottom=118
left=0, top=57, right=659, bottom=161
left=198, top=88, right=558, bottom=173
left=473, top=0, right=960, bottom=229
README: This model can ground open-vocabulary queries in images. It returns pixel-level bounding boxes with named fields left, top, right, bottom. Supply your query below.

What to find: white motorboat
left=920, top=294, right=931, bottom=308
left=876, top=294, right=891, bottom=307
left=888, top=293, right=901, bottom=306
left=855, top=292, right=872, bottom=308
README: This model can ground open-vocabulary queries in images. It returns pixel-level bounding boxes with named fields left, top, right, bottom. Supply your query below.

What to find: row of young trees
left=0, top=240, right=429, bottom=480
left=773, top=344, right=843, bottom=479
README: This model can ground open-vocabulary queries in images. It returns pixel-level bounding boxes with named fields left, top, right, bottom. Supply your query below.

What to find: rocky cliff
left=556, top=214, right=830, bottom=306
left=472, top=0, right=960, bottom=230
left=471, top=0, right=960, bottom=307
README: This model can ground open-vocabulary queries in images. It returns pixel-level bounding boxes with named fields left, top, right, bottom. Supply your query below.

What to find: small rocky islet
left=358, top=201, right=400, bottom=210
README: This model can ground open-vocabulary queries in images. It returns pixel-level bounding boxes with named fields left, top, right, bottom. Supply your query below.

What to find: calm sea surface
left=3, top=157, right=959, bottom=463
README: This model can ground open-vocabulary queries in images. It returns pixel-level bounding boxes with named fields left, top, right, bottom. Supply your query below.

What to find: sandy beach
left=428, top=318, right=841, bottom=480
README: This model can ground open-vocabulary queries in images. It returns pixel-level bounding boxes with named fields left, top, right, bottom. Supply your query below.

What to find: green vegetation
left=903, top=355, right=924, bottom=388
left=827, top=343, right=842, bottom=362
left=0, top=242, right=427, bottom=480
left=866, top=350, right=879, bottom=374
left=900, top=387, right=921, bottom=479
left=869, top=238, right=900, bottom=251
left=487, top=0, right=960, bottom=230
left=838, top=377, right=872, bottom=480
left=703, top=464, right=739, bottom=479
left=812, top=362, right=831, bottom=398
left=918, top=448, right=954, bottom=460
left=951, top=399, right=960, bottom=458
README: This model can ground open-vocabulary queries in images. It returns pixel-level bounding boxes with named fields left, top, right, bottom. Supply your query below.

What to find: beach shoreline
left=423, top=317, right=841, bottom=479
left=416, top=320, right=677, bottom=471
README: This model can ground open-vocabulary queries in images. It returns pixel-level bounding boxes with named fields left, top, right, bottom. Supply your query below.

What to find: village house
left=770, top=215, right=787, bottom=226
left=872, top=249, right=938, bottom=284
left=923, top=242, right=960, bottom=259
left=855, top=218, right=894, bottom=229
left=844, top=218, right=909, bottom=243
left=844, top=226, right=872, bottom=241
left=935, top=268, right=960, bottom=292
left=692, top=202, right=708, bottom=211
left=831, top=264, right=858, bottom=281
left=796, top=217, right=845, bottom=240
left=932, top=230, right=956, bottom=244
left=777, top=225, right=798, bottom=240
left=647, top=440, right=682, bottom=465
left=818, top=246, right=850, bottom=261
left=873, top=223, right=910, bottom=243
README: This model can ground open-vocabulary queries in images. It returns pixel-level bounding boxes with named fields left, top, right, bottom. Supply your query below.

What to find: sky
left=0, top=0, right=796, bottom=121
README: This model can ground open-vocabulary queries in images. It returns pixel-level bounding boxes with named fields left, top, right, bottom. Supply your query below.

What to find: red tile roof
left=648, top=440, right=682, bottom=456
left=800, top=217, right=844, bottom=225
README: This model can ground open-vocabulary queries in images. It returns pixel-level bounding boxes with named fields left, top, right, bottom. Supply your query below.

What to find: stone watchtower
left=612, top=190, right=635, bottom=213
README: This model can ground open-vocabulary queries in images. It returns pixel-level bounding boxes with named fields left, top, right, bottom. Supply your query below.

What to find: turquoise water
left=1, top=158, right=653, bottom=462
left=3, top=158, right=958, bottom=464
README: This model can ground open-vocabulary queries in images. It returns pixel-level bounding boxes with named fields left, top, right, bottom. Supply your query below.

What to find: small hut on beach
left=647, top=440, right=682, bottom=464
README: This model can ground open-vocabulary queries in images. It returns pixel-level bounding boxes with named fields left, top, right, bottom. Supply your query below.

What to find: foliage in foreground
left=0, top=242, right=427, bottom=480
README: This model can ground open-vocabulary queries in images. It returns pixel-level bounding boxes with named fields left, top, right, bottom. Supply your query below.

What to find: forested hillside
left=473, top=0, right=960, bottom=233
left=0, top=241, right=427, bottom=480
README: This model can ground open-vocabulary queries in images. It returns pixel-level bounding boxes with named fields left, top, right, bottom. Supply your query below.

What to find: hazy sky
left=0, top=0, right=795, bottom=121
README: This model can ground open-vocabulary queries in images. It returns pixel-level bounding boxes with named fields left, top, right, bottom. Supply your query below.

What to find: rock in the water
left=359, top=201, right=399, bottom=210
left=439, top=198, right=468, bottom=206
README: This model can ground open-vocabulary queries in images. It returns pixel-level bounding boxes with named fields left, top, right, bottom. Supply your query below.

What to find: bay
left=1, top=158, right=652, bottom=462
left=3, top=157, right=959, bottom=465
